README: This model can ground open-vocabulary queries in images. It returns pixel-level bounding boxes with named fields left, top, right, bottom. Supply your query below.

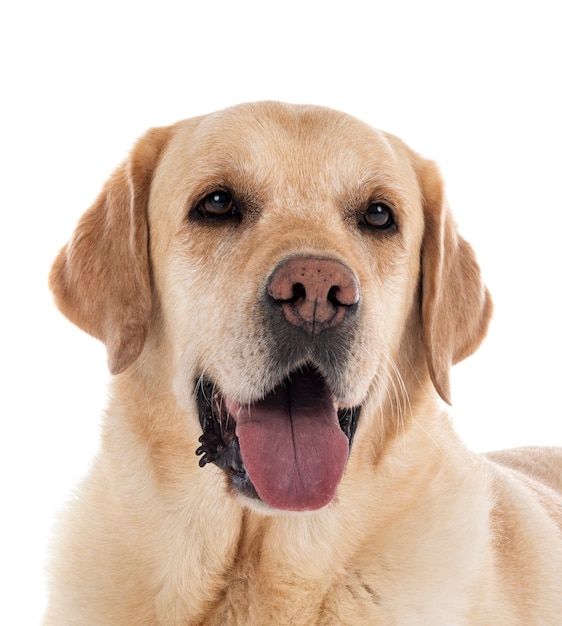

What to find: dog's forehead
left=165, top=102, right=417, bottom=197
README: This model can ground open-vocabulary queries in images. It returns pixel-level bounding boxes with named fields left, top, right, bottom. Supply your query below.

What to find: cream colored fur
left=45, top=102, right=562, bottom=625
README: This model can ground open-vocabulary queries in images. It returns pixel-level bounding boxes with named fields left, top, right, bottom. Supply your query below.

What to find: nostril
left=290, top=282, right=306, bottom=303
left=277, top=283, right=344, bottom=306
left=327, top=285, right=341, bottom=306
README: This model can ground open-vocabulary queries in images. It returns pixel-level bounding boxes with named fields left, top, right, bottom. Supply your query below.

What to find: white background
left=1, top=1, right=561, bottom=622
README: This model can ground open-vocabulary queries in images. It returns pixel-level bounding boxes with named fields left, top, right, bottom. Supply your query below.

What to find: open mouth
left=195, top=364, right=360, bottom=511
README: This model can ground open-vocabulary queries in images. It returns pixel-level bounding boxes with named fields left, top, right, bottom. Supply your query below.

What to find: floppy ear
left=49, top=126, right=171, bottom=374
left=418, top=159, right=493, bottom=404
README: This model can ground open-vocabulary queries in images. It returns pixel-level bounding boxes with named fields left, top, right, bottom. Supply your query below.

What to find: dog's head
left=50, top=102, right=492, bottom=512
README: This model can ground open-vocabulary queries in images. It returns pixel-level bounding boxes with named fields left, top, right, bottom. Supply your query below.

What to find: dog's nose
left=267, top=257, right=360, bottom=334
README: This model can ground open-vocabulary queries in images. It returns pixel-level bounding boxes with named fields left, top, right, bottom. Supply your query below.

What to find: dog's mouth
left=196, top=364, right=360, bottom=511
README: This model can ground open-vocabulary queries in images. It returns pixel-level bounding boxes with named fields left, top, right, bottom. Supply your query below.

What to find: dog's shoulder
left=486, top=446, right=562, bottom=496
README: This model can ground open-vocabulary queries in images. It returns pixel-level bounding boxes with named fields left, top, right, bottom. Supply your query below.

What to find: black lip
left=195, top=368, right=361, bottom=503
left=195, top=379, right=260, bottom=500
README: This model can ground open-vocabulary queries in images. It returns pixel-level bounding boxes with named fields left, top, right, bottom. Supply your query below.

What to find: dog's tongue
left=233, top=369, right=349, bottom=511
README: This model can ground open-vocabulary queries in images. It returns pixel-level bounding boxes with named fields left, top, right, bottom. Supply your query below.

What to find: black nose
left=267, top=256, right=360, bottom=335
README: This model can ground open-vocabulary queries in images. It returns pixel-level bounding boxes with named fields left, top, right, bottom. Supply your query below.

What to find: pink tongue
left=233, top=369, right=349, bottom=511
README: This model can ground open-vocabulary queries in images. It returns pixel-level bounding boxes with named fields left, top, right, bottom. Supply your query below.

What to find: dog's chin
left=195, top=364, right=361, bottom=512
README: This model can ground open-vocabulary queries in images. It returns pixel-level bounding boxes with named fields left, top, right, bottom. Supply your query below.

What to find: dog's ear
left=49, top=126, right=171, bottom=374
left=417, top=158, right=493, bottom=404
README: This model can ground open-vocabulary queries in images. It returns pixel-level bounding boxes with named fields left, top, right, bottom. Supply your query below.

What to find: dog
left=44, top=102, right=562, bottom=624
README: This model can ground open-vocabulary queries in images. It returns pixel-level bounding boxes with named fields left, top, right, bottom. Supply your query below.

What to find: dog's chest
left=201, top=573, right=384, bottom=626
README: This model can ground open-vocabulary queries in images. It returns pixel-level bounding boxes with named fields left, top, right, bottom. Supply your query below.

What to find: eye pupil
left=363, top=203, right=395, bottom=230
left=211, top=192, right=227, bottom=207
left=198, top=190, right=236, bottom=218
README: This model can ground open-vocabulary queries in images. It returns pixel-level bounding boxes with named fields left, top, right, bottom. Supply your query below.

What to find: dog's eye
left=362, top=203, right=396, bottom=230
left=196, top=190, right=238, bottom=218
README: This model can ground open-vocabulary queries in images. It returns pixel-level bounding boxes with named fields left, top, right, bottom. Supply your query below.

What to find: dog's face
left=50, top=102, right=492, bottom=512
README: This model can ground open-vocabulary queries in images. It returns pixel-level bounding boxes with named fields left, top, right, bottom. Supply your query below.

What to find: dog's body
left=45, top=102, right=562, bottom=624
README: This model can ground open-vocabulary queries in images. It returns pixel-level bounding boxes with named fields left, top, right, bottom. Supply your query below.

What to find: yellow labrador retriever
left=45, top=102, right=562, bottom=624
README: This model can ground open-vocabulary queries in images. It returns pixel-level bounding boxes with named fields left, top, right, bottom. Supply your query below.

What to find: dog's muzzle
left=195, top=256, right=362, bottom=512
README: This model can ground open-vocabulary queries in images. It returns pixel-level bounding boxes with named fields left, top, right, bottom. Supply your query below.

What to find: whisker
left=387, top=355, right=412, bottom=446
left=115, top=390, right=174, bottom=408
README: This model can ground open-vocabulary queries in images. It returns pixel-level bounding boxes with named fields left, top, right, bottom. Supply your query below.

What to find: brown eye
left=197, top=190, right=237, bottom=218
left=362, top=202, right=396, bottom=230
